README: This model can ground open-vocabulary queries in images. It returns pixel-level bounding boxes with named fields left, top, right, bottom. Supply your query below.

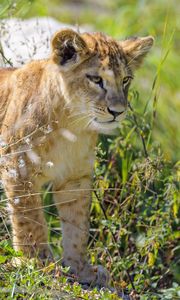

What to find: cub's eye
left=86, top=75, right=103, bottom=88
left=123, top=76, right=132, bottom=86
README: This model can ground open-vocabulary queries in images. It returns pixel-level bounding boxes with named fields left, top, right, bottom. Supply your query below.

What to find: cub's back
left=0, top=67, right=16, bottom=80
left=0, top=68, right=17, bottom=129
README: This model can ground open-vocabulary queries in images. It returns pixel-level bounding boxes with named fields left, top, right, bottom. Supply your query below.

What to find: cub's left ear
left=120, top=36, right=154, bottom=69
left=51, top=29, right=89, bottom=70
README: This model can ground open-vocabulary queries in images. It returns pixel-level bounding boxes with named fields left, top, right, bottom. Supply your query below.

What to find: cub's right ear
left=51, top=29, right=89, bottom=70
left=120, top=36, right=154, bottom=70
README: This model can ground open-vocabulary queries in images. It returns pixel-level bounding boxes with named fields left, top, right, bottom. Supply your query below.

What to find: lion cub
left=0, top=29, right=153, bottom=286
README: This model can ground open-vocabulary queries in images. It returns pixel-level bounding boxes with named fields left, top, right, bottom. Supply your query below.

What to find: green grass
left=0, top=1, right=180, bottom=299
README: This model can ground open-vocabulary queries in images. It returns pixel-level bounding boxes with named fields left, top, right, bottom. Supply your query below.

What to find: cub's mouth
left=94, top=117, right=118, bottom=124
left=91, top=111, right=126, bottom=134
left=94, top=109, right=126, bottom=124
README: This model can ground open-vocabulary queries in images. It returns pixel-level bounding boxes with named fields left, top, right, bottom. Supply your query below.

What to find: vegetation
left=0, top=1, right=179, bottom=299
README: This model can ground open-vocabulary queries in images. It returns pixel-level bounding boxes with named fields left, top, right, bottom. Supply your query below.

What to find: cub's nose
left=107, top=107, right=125, bottom=118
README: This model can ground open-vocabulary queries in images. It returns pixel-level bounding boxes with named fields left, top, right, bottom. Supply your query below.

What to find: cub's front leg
left=54, top=176, right=109, bottom=287
left=2, top=166, right=52, bottom=262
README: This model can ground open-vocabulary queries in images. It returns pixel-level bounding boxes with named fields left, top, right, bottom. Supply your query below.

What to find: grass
left=0, top=0, right=179, bottom=299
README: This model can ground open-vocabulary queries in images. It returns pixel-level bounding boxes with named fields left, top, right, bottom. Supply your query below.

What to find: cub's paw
left=12, top=246, right=54, bottom=267
left=78, top=264, right=110, bottom=288
left=38, top=246, right=54, bottom=264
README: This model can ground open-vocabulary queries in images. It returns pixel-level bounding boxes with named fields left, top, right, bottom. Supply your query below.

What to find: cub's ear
left=51, top=29, right=89, bottom=70
left=120, top=36, right=154, bottom=70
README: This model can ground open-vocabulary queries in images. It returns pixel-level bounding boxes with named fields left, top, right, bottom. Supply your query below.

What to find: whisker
left=84, top=118, right=94, bottom=130
left=69, top=113, right=92, bottom=126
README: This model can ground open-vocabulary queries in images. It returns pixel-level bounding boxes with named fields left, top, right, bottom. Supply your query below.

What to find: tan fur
left=0, top=29, right=153, bottom=286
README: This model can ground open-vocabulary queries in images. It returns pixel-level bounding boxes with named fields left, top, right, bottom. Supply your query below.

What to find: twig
left=0, top=44, right=13, bottom=67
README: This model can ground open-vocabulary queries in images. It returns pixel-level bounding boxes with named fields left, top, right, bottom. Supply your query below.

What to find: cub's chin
left=90, top=119, right=121, bottom=135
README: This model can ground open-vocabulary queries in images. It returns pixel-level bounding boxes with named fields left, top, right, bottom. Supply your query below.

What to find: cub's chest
left=39, top=130, right=97, bottom=183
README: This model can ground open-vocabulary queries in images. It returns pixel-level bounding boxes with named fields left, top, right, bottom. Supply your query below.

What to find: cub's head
left=51, top=29, right=154, bottom=133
